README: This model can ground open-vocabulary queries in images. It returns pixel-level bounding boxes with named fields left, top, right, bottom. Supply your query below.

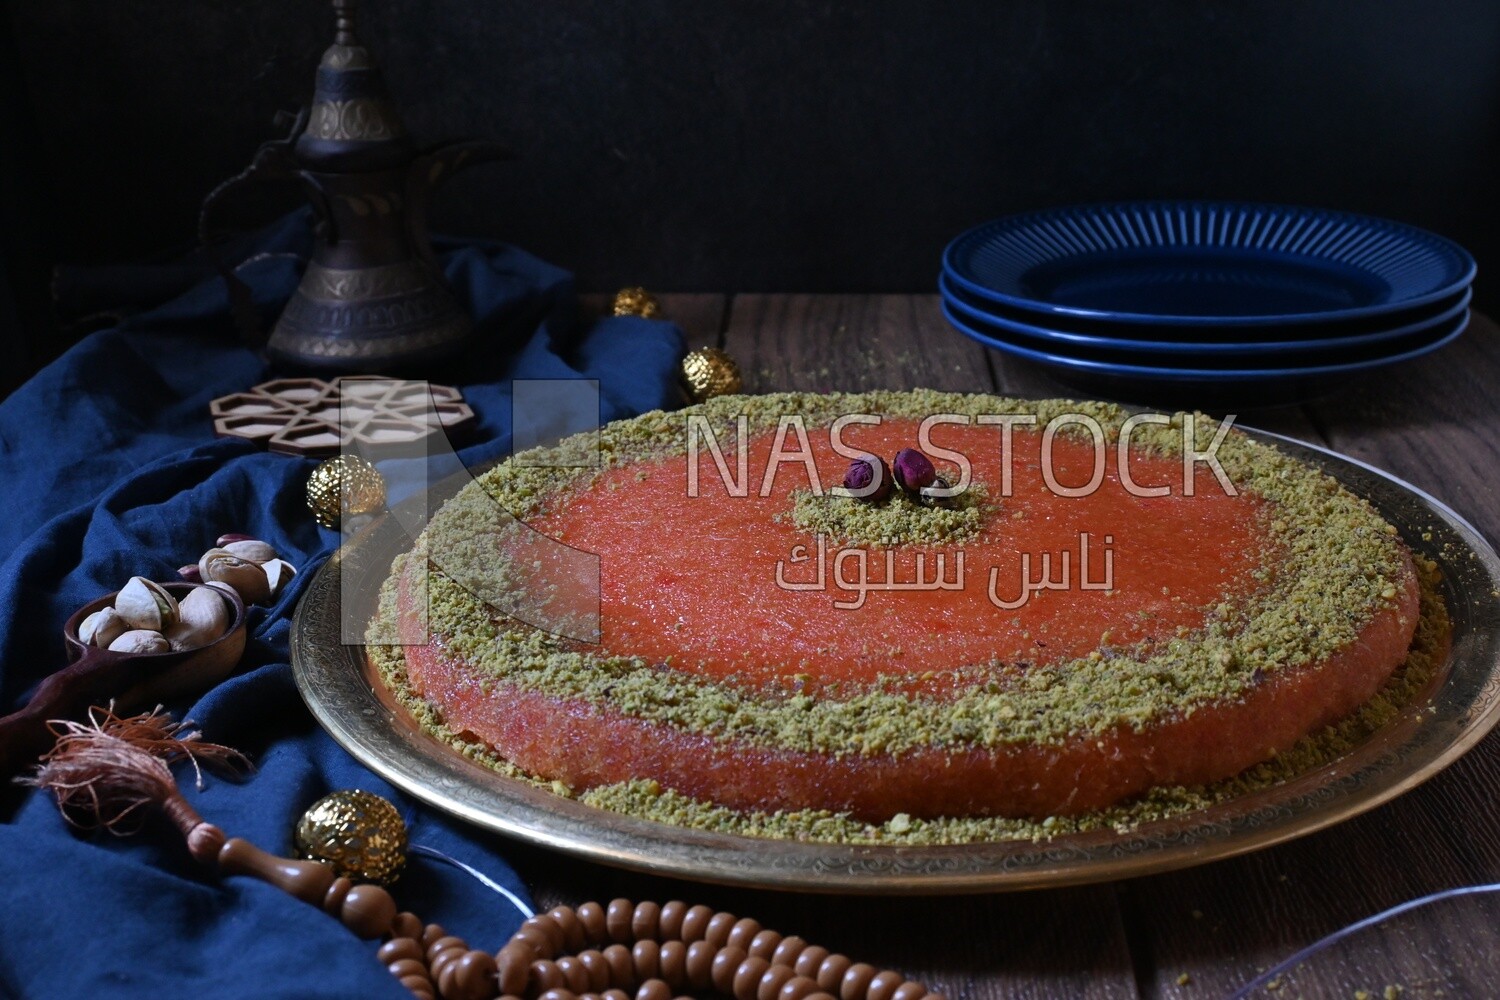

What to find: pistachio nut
left=114, top=576, right=180, bottom=631
left=222, top=539, right=278, bottom=565
left=79, top=607, right=128, bottom=648
left=198, top=548, right=271, bottom=604
left=107, top=629, right=170, bottom=655
left=262, top=558, right=298, bottom=599
left=163, top=587, right=231, bottom=651
left=204, top=580, right=240, bottom=602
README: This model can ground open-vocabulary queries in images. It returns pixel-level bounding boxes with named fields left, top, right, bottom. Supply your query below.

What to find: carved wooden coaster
left=210, top=376, right=476, bottom=456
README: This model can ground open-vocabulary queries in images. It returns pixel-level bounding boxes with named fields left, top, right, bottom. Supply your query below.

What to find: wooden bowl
left=61, top=581, right=248, bottom=691
left=0, top=581, right=249, bottom=777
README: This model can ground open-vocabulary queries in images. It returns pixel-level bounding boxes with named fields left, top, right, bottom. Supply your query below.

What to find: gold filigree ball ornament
left=611, top=285, right=661, bottom=318
left=681, top=346, right=744, bottom=402
left=306, top=454, right=387, bottom=529
left=294, top=789, right=408, bottom=885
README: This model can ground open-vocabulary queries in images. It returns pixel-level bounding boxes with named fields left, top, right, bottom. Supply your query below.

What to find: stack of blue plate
left=941, top=201, right=1475, bottom=407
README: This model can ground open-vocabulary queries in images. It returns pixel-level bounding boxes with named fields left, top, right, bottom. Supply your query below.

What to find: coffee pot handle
left=405, top=140, right=513, bottom=271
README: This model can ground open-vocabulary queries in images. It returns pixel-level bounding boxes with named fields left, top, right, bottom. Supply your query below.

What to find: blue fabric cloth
left=0, top=216, right=686, bottom=998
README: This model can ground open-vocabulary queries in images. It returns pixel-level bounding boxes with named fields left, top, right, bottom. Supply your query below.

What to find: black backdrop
left=3, top=0, right=1498, bottom=381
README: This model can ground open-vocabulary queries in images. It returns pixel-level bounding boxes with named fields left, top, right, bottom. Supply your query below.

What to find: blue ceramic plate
left=944, top=202, right=1475, bottom=326
left=941, top=299, right=1469, bottom=407
left=940, top=265, right=1472, bottom=343
left=941, top=273, right=1473, bottom=362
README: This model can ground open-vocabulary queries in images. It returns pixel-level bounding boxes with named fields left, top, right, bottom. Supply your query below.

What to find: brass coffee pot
left=203, top=0, right=508, bottom=372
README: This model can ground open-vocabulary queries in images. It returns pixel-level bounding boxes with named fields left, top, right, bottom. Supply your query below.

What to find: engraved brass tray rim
left=291, top=429, right=1500, bottom=894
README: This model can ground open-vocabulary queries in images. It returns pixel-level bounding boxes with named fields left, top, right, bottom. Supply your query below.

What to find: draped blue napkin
left=0, top=216, right=686, bottom=997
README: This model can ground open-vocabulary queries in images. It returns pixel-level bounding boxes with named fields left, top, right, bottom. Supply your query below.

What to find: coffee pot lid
left=294, top=0, right=414, bottom=171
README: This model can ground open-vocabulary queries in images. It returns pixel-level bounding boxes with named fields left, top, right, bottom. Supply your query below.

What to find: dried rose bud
left=892, top=448, right=937, bottom=493
left=842, top=454, right=893, bottom=502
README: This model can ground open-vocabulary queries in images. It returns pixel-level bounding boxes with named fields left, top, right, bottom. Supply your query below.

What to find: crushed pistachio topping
left=369, top=554, right=1447, bottom=845
left=367, top=387, right=1433, bottom=846
left=377, top=390, right=1412, bottom=760
left=783, top=481, right=992, bottom=547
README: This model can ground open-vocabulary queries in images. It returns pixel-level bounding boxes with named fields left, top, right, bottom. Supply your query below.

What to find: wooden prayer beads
left=182, top=817, right=935, bottom=1000
left=24, top=713, right=926, bottom=1000
left=366, top=898, right=946, bottom=1000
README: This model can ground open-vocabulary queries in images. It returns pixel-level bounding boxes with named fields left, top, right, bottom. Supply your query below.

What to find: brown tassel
left=24, top=705, right=403, bottom=946
left=21, top=704, right=249, bottom=837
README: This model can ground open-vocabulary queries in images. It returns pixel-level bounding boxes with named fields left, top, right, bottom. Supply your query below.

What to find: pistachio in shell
left=114, top=576, right=180, bottom=631
left=164, top=587, right=230, bottom=651
left=204, top=580, right=237, bottom=598
left=79, top=607, right=128, bottom=648
left=107, top=629, right=170, bottom=655
left=262, top=558, right=298, bottom=599
left=222, top=539, right=278, bottom=565
left=918, top=475, right=958, bottom=509
left=198, top=548, right=271, bottom=604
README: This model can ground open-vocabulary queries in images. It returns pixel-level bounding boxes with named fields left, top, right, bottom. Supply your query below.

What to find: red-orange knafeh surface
left=392, top=411, right=1420, bottom=820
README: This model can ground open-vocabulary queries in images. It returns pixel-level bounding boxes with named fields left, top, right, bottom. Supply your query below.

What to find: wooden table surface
left=507, top=294, right=1500, bottom=999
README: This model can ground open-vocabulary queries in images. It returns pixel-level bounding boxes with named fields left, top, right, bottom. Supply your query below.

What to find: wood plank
left=579, top=292, right=728, bottom=349
left=1125, top=737, right=1500, bottom=997
left=661, top=293, right=731, bottom=350
left=509, top=841, right=1139, bottom=1000
left=1234, top=405, right=1326, bottom=446
left=1127, top=312, right=1500, bottom=997
left=723, top=294, right=995, bottom=394
left=724, top=293, right=1328, bottom=448
left=1308, top=311, right=1500, bottom=540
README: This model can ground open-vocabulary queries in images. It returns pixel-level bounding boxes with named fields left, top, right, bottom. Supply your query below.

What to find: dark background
left=2, top=0, right=1498, bottom=386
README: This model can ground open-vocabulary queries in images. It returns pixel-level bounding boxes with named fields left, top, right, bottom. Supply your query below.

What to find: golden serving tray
left=291, top=430, right=1500, bottom=893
